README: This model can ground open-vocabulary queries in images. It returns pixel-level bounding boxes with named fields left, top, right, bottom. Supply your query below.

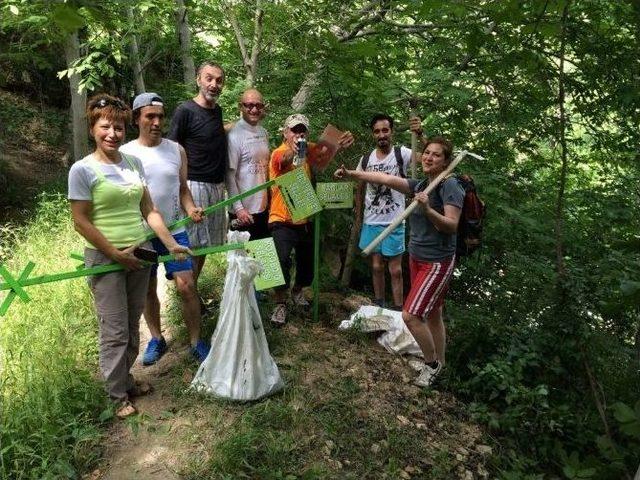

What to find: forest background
left=0, top=0, right=639, bottom=479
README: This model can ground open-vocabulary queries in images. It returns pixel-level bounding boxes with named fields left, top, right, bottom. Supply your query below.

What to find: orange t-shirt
left=268, top=141, right=325, bottom=225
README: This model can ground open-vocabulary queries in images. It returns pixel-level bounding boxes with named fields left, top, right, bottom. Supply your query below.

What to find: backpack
left=437, top=174, right=486, bottom=257
left=360, top=146, right=406, bottom=178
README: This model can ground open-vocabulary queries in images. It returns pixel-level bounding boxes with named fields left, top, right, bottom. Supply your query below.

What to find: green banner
left=246, top=238, right=285, bottom=291
left=316, top=182, right=354, bottom=209
left=275, top=168, right=322, bottom=222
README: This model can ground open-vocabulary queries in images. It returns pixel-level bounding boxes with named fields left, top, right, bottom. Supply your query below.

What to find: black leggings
left=269, top=222, right=314, bottom=291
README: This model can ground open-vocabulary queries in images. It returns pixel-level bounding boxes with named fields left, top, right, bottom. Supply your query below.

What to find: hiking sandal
left=115, top=400, right=137, bottom=419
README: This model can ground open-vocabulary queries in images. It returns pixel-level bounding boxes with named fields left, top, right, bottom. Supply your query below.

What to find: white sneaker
left=408, top=358, right=425, bottom=372
left=270, top=303, right=287, bottom=326
left=292, top=289, right=310, bottom=307
left=414, top=361, right=443, bottom=387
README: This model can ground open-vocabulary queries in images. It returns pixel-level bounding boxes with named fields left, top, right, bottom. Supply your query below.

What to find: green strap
left=87, top=154, right=142, bottom=181
left=87, top=158, right=106, bottom=181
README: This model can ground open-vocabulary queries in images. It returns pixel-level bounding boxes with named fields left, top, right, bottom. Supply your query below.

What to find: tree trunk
left=63, top=30, right=88, bottom=162
left=247, top=0, right=264, bottom=86
left=635, top=314, right=640, bottom=363
left=291, top=70, right=320, bottom=112
left=127, top=7, right=146, bottom=94
left=554, top=3, right=569, bottom=280
left=225, top=0, right=264, bottom=87
left=341, top=182, right=364, bottom=287
left=340, top=222, right=361, bottom=287
left=174, top=0, right=195, bottom=87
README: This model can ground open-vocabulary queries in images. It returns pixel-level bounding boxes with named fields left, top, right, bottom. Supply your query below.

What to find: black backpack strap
left=436, top=174, right=456, bottom=202
left=360, top=150, right=375, bottom=171
left=394, top=146, right=406, bottom=178
left=362, top=148, right=405, bottom=178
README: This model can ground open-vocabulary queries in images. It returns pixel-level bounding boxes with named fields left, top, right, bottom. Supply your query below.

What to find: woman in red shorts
left=335, top=136, right=464, bottom=387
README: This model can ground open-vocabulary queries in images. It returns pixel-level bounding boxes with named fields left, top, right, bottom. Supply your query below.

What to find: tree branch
left=224, top=1, right=249, bottom=65
left=249, top=0, right=264, bottom=83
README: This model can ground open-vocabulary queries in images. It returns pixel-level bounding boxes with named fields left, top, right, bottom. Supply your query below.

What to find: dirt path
left=94, top=274, right=193, bottom=480
left=88, top=281, right=493, bottom=480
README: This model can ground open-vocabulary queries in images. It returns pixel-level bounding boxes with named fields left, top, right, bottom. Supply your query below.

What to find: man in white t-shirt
left=356, top=113, right=423, bottom=310
left=225, top=88, right=270, bottom=240
left=120, top=92, right=210, bottom=365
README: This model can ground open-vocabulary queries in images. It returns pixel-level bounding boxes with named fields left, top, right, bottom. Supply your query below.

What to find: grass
left=160, top=265, right=487, bottom=480
left=0, top=193, right=108, bottom=479
left=0, top=193, right=491, bottom=479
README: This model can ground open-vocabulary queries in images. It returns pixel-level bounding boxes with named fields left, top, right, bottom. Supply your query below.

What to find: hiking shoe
left=414, top=361, right=443, bottom=388
left=191, top=340, right=210, bottom=363
left=292, top=290, right=310, bottom=307
left=270, top=303, right=287, bottom=326
left=408, top=358, right=425, bottom=372
left=142, top=336, right=167, bottom=366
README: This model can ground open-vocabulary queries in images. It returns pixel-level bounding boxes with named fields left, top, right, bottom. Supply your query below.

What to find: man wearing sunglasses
left=225, top=88, right=270, bottom=240
left=268, top=114, right=354, bottom=325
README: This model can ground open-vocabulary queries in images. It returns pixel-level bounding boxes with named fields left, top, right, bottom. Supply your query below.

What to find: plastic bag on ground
left=191, top=230, right=284, bottom=400
left=339, top=305, right=423, bottom=358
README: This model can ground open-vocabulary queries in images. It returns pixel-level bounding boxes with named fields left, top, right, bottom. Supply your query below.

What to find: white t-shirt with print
left=357, top=146, right=411, bottom=225
left=226, top=118, right=270, bottom=214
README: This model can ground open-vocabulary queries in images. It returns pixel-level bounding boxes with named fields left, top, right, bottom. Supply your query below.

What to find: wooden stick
left=361, top=150, right=470, bottom=257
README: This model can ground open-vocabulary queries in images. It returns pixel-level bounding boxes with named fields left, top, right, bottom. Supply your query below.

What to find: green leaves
left=51, top=4, right=86, bottom=33
left=612, top=401, right=640, bottom=438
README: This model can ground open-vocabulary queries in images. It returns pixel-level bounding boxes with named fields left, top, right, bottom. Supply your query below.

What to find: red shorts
left=403, top=255, right=456, bottom=318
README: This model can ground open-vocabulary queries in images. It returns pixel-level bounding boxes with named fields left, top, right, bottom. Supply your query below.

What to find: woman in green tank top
left=68, top=94, right=192, bottom=418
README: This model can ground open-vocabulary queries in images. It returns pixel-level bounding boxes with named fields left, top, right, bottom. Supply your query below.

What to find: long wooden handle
left=361, top=150, right=469, bottom=257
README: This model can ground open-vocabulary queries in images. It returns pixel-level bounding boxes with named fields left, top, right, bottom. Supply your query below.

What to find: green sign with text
left=246, top=238, right=286, bottom=291
left=316, top=182, right=353, bottom=209
left=275, top=168, right=322, bottom=222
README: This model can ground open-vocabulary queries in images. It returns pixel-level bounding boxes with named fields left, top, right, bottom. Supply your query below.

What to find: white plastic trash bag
left=191, top=230, right=284, bottom=401
left=339, top=305, right=423, bottom=358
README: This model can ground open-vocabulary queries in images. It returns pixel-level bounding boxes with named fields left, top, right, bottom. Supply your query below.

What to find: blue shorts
left=359, top=223, right=405, bottom=257
left=150, top=230, right=193, bottom=280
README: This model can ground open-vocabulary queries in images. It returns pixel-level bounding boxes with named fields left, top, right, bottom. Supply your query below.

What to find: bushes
left=0, top=193, right=107, bottom=479
left=442, top=158, right=640, bottom=477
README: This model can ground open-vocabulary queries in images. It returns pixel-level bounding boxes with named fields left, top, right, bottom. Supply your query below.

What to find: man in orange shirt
left=269, top=114, right=354, bottom=325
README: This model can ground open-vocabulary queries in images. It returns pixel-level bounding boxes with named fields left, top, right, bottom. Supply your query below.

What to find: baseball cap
left=283, top=113, right=309, bottom=130
left=132, top=92, right=164, bottom=111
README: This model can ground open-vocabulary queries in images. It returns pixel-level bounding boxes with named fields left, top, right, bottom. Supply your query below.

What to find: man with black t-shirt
left=168, top=61, right=227, bottom=282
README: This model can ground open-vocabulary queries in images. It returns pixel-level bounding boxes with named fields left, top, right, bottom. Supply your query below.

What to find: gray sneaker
left=292, top=289, right=310, bottom=307
left=270, top=303, right=287, bottom=326
left=414, top=361, right=443, bottom=387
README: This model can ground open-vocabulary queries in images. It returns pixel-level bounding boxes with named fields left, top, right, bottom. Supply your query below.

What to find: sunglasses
left=93, top=98, right=127, bottom=110
left=290, top=124, right=307, bottom=134
left=241, top=102, right=265, bottom=111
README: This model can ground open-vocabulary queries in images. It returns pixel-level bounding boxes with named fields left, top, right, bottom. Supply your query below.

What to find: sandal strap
left=116, top=400, right=137, bottom=418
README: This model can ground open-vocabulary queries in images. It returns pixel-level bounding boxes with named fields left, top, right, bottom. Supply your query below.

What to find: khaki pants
left=85, top=247, right=150, bottom=402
